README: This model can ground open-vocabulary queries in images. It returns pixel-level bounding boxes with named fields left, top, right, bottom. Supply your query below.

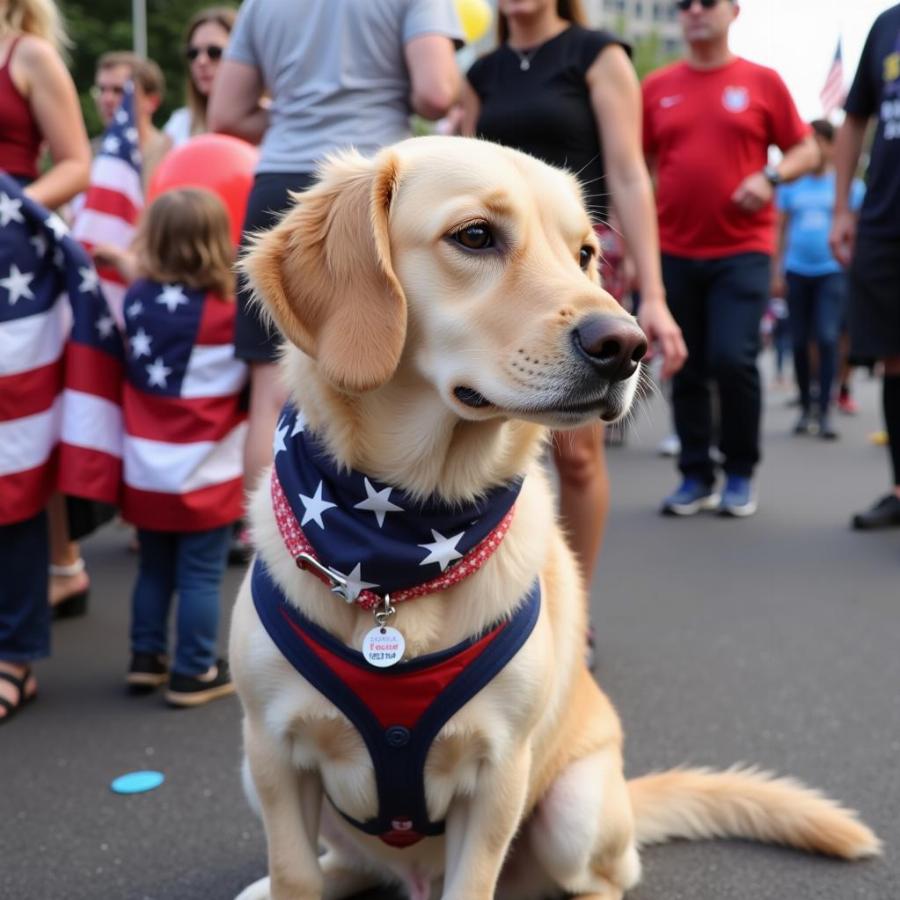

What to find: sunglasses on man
left=676, top=0, right=725, bottom=10
left=186, top=44, right=224, bottom=62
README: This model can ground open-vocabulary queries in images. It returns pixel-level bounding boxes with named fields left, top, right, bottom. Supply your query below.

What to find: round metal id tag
left=362, top=625, right=406, bottom=668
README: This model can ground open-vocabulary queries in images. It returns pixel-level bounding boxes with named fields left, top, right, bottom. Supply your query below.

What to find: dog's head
left=242, top=136, right=646, bottom=430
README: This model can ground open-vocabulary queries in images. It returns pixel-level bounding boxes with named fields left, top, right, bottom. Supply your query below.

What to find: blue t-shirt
left=777, top=172, right=865, bottom=276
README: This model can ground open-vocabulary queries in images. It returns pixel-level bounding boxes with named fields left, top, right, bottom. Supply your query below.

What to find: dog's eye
left=453, top=223, right=494, bottom=251
left=579, top=246, right=595, bottom=270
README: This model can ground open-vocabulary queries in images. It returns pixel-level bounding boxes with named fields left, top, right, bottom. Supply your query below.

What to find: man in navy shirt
left=831, top=3, right=900, bottom=530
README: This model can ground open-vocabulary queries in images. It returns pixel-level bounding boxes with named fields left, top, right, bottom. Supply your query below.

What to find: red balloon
left=147, top=134, right=258, bottom=246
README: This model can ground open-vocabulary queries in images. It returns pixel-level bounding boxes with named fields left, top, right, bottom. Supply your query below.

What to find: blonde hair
left=498, top=0, right=587, bottom=43
left=184, top=6, right=237, bottom=136
left=0, top=0, right=70, bottom=51
left=134, top=188, right=235, bottom=299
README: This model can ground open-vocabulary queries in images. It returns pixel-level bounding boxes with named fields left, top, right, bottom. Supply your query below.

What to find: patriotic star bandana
left=272, top=403, right=523, bottom=602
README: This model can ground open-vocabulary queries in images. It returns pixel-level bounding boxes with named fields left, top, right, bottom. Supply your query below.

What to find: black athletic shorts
left=235, top=171, right=316, bottom=363
left=848, top=235, right=900, bottom=361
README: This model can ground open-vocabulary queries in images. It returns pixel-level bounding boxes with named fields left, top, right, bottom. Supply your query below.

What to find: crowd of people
left=1, top=0, right=898, bottom=726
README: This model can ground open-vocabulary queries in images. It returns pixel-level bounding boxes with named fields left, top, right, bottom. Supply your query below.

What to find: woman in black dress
left=461, top=0, right=686, bottom=589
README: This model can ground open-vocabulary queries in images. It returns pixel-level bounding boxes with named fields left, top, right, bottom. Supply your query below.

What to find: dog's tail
left=628, top=766, right=880, bottom=860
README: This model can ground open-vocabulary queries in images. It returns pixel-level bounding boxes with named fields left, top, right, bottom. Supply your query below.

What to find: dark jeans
left=130, top=526, right=231, bottom=676
left=0, top=511, right=50, bottom=662
left=785, top=271, right=846, bottom=418
left=662, top=252, right=771, bottom=482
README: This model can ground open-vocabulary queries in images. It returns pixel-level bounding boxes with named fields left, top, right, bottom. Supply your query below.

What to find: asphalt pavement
left=3, top=359, right=898, bottom=900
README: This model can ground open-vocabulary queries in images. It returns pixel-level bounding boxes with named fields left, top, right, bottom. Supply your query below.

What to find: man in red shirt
left=643, top=0, right=817, bottom=517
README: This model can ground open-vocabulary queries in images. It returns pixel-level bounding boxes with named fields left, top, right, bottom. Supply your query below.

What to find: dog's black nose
left=572, top=314, right=648, bottom=382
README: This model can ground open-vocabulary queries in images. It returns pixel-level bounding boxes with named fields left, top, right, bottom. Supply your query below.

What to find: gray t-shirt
left=227, top=0, right=463, bottom=173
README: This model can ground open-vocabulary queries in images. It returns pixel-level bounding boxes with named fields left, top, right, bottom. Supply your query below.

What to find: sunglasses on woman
left=675, top=0, right=724, bottom=10
left=186, top=44, right=224, bottom=62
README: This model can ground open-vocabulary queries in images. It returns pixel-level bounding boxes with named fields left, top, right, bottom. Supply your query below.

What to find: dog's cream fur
left=230, top=137, right=879, bottom=900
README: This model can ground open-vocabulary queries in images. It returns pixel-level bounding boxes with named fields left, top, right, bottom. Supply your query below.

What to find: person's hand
left=731, top=172, right=774, bottom=214
left=829, top=209, right=857, bottom=268
left=91, top=244, right=137, bottom=282
left=770, top=271, right=787, bottom=300
left=637, top=297, right=687, bottom=379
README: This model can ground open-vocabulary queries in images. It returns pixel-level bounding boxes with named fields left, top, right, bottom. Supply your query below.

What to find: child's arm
left=91, top=245, right=139, bottom=284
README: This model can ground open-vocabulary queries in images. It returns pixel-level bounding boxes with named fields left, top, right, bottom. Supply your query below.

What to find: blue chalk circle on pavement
left=110, top=770, right=165, bottom=794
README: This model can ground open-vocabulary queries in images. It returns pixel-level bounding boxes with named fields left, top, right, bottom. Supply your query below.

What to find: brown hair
left=497, top=0, right=587, bottom=43
left=184, top=6, right=237, bottom=135
left=810, top=119, right=835, bottom=142
left=97, top=51, right=165, bottom=100
left=134, top=188, right=235, bottom=298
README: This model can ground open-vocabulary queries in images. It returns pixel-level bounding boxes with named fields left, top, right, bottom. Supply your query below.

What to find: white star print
left=334, top=563, right=379, bottom=603
left=125, top=127, right=138, bottom=144
left=130, top=327, right=152, bottom=358
left=95, top=314, right=115, bottom=339
left=102, top=135, right=121, bottom=154
left=291, top=411, right=306, bottom=437
left=156, top=283, right=188, bottom=313
left=272, top=422, right=289, bottom=456
left=115, top=109, right=129, bottom=125
left=146, top=356, right=172, bottom=388
left=29, top=233, right=47, bottom=258
left=79, top=266, right=100, bottom=293
left=45, top=213, right=68, bottom=241
left=418, top=529, right=465, bottom=571
left=0, top=264, right=35, bottom=305
left=298, top=482, right=337, bottom=529
left=52, top=247, right=64, bottom=269
left=354, top=478, right=403, bottom=528
left=0, top=192, right=24, bottom=227
left=126, top=299, right=143, bottom=319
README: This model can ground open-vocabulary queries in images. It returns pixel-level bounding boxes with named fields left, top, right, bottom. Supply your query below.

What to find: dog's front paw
left=235, top=875, right=270, bottom=900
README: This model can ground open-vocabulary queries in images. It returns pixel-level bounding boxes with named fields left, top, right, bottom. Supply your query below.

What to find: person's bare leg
left=47, top=493, right=88, bottom=607
left=244, top=362, right=290, bottom=497
left=552, top=423, right=609, bottom=586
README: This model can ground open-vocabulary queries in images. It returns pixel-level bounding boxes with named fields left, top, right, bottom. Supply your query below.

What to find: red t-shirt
left=643, top=57, right=809, bottom=259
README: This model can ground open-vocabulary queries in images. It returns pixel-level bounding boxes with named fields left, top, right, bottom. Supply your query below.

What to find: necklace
left=509, top=44, right=540, bottom=71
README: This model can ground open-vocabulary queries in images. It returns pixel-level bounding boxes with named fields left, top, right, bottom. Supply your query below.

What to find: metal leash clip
left=295, top=552, right=354, bottom=603
left=373, top=594, right=395, bottom=629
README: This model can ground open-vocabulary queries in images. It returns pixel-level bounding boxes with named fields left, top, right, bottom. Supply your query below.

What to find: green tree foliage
left=60, top=0, right=234, bottom=136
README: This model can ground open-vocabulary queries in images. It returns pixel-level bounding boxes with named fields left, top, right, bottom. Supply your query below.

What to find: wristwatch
left=763, top=164, right=783, bottom=186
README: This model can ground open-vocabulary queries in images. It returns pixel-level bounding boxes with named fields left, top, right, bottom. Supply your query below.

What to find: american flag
left=0, top=173, right=123, bottom=526
left=120, top=278, right=248, bottom=532
left=820, top=39, right=846, bottom=118
left=71, top=81, right=143, bottom=325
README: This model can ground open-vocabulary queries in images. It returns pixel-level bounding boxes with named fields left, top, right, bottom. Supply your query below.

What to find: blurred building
left=584, top=0, right=683, bottom=57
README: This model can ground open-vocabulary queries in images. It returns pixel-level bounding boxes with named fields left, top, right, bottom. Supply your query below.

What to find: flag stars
left=130, top=327, right=152, bottom=358
left=146, top=356, right=172, bottom=388
left=0, top=191, right=24, bottom=227
left=354, top=478, right=403, bottom=528
left=95, top=314, right=116, bottom=339
left=418, top=529, right=465, bottom=572
left=156, top=283, right=188, bottom=313
left=126, top=299, right=143, bottom=319
left=45, top=213, right=68, bottom=241
left=273, top=421, right=290, bottom=456
left=78, top=266, right=100, bottom=293
left=102, top=135, right=121, bottom=155
left=334, top=563, right=379, bottom=603
left=291, top=411, right=306, bottom=437
left=29, top=233, right=47, bottom=258
left=0, top=263, right=35, bottom=305
left=298, top=482, right=337, bottom=529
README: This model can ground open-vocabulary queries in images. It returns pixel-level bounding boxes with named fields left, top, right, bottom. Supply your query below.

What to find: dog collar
left=271, top=403, right=521, bottom=612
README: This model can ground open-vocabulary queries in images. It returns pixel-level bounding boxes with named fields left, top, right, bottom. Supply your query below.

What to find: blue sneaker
left=661, top=477, right=720, bottom=516
left=719, top=475, right=757, bottom=517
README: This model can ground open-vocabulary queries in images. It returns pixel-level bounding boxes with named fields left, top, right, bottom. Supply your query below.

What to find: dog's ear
left=241, top=150, right=405, bottom=393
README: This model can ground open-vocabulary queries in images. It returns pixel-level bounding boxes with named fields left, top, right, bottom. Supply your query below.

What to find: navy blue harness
left=252, top=560, right=541, bottom=848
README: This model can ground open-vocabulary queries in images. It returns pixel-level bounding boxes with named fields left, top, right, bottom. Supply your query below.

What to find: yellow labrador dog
left=230, top=136, right=878, bottom=900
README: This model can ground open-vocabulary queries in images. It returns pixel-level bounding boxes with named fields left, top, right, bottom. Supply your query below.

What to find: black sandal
left=0, top=666, right=37, bottom=725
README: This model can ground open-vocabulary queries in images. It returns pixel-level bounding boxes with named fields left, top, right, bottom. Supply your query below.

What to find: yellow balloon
left=455, top=0, right=493, bottom=44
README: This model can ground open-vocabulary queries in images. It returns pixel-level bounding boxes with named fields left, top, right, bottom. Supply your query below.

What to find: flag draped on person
left=120, top=279, right=248, bottom=532
left=71, top=81, right=143, bottom=325
left=820, top=39, right=846, bottom=119
left=0, top=173, right=123, bottom=526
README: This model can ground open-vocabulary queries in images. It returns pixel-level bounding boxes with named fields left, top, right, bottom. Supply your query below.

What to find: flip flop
left=0, top=666, right=37, bottom=725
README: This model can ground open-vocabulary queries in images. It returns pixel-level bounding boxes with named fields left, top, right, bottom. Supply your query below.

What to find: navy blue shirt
left=845, top=3, right=900, bottom=238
